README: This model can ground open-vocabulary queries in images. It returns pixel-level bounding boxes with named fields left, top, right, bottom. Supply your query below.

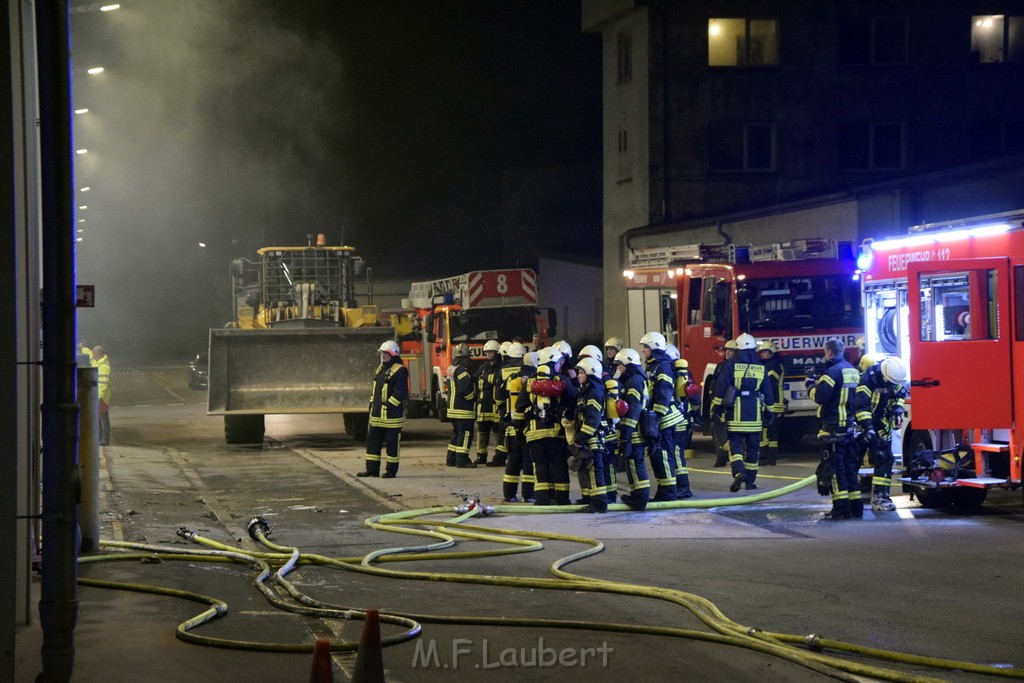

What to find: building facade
left=582, top=0, right=1024, bottom=346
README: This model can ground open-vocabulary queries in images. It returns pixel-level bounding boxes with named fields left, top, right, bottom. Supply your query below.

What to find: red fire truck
left=859, top=210, right=1024, bottom=507
left=629, top=239, right=863, bottom=442
left=395, top=268, right=555, bottom=419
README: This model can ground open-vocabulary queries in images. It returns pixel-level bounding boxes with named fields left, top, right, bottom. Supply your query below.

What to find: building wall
left=538, top=256, right=602, bottom=346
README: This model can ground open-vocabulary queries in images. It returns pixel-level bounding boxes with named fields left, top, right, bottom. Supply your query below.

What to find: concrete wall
left=538, top=256, right=602, bottom=346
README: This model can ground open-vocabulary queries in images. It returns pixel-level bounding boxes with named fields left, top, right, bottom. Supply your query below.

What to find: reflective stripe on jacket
left=369, top=357, right=408, bottom=428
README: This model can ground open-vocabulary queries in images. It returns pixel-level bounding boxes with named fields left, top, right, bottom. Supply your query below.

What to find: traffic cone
left=351, top=609, right=385, bottom=683
left=309, top=637, right=333, bottom=683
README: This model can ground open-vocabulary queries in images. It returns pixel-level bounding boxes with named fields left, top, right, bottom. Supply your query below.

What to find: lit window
left=708, top=18, right=778, bottom=66
left=971, top=15, right=1024, bottom=63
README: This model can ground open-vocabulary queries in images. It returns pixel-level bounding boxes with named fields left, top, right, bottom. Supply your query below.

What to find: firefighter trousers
left=532, top=437, right=570, bottom=505
left=759, top=415, right=781, bottom=465
left=475, top=418, right=500, bottom=461
left=365, top=426, right=401, bottom=475
left=728, top=431, right=761, bottom=487
left=575, top=447, right=608, bottom=510
left=620, top=441, right=650, bottom=506
left=827, top=433, right=861, bottom=513
left=671, top=427, right=692, bottom=491
left=502, top=428, right=535, bottom=501
left=448, top=419, right=475, bottom=466
left=602, top=449, right=619, bottom=504
left=649, top=428, right=679, bottom=500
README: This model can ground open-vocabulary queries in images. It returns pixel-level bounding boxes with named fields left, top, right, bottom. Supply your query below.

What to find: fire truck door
left=907, top=258, right=1012, bottom=429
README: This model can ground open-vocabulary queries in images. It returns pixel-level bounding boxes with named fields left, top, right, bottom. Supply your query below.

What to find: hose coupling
left=805, top=634, right=823, bottom=651
left=177, top=527, right=197, bottom=542
left=455, top=501, right=493, bottom=516
left=746, top=627, right=763, bottom=637
left=247, top=516, right=271, bottom=541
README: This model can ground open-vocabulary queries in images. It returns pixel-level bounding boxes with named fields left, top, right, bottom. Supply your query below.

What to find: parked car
left=188, top=352, right=209, bottom=390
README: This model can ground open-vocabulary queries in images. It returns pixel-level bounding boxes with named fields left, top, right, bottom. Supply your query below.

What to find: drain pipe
left=36, top=1, right=79, bottom=681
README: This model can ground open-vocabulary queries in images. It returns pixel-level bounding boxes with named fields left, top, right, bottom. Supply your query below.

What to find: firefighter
left=807, top=337, right=863, bottom=519
left=602, top=337, right=624, bottom=375
left=568, top=357, right=609, bottom=513
left=487, top=341, right=517, bottom=468
left=710, top=339, right=739, bottom=467
left=474, top=339, right=503, bottom=465
left=712, top=333, right=775, bottom=492
left=855, top=355, right=909, bottom=512
left=445, top=343, right=477, bottom=468
left=580, top=343, right=622, bottom=504
left=358, top=340, right=409, bottom=478
left=664, top=343, right=695, bottom=498
left=756, top=340, right=785, bottom=466
left=92, top=345, right=112, bottom=446
left=613, top=348, right=651, bottom=510
left=640, top=331, right=684, bottom=501
left=505, top=349, right=539, bottom=502
left=517, top=346, right=577, bottom=505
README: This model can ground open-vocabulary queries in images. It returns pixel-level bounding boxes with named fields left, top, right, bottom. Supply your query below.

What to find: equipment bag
left=640, top=409, right=661, bottom=440
left=815, top=456, right=834, bottom=496
left=720, top=385, right=737, bottom=409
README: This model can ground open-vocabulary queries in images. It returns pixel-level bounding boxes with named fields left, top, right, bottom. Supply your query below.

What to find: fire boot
left=486, top=453, right=507, bottom=467
left=356, top=461, right=380, bottom=478
left=729, top=473, right=745, bottom=492
left=849, top=496, right=864, bottom=518
left=456, top=454, right=477, bottom=468
left=446, top=451, right=457, bottom=467
left=871, top=488, right=897, bottom=511
left=475, top=454, right=488, bottom=465
left=822, top=500, right=851, bottom=520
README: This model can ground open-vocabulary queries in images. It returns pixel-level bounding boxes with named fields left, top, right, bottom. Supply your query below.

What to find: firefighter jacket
left=518, top=363, right=577, bottom=443
left=574, top=378, right=607, bottom=451
left=494, top=358, right=524, bottom=420
left=94, top=353, right=111, bottom=404
left=762, top=354, right=786, bottom=414
left=510, top=363, right=537, bottom=424
left=616, top=364, right=649, bottom=447
left=368, top=356, right=409, bottom=429
left=446, top=360, right=476, bottom=421
left=809, top=356, right=860, bottom=434
left=646, top=349, right=686, bottom=431
left=475, top=357, right=502, bottom=422
left=854, top=365, right=909, bottom=434
left=711, top=349, right=774, bottom=433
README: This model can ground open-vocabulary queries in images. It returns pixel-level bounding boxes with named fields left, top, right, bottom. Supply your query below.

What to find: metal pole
left=35, top=0, right=79, bottom=680
left=77, top=367, right=99, bottom=553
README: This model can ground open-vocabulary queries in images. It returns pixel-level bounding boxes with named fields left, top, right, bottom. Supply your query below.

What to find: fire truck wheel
left=405, top=400, right=422, bottom=419
left=914, top=487, right=953, bottom=509
left=951, top=487, right=988, bottom=509
left=905, top=429, right=933, bottom=464
left=343, top=413, right=369, bottom=441
left=435, top=395, right=449, bottom=423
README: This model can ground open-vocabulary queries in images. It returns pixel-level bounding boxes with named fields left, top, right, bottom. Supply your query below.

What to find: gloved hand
left=567, top=454, right=582, bottom=473
left=804, top=377, right=816, bottom=389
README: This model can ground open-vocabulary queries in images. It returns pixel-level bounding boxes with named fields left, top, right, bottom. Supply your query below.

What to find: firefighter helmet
left=664, top=344, right=680, bottom=361
left=483, top=340, right=502, bottom=353
left=613, top=348, right=643, bottom=368
left=538, top=346, right=562, bottom=366
left=880, top=356, right=908, bottom=384
left=506, top=342, right=526, bottom=359
left=855, top=336, right=866, bottom=352
left=724, top=339, right=740, bottom=350
left=859, top=354, right=881, bottom=372
left=453, top=343, right=471, bottom=359
left=578, top=344, right=602, bottom=361
left=575, top=357, right=603, bottom=381
left=554, top=340, right=572, bottom=358
left=523, top=351, right=540, bottom=368
left=603, top=337, right=624, bottom=351
left=378, top=340, right=400, bottom=357
left=735, top=333, right=757, bottom=350
left=498, top=341, right=512, bottom=356
left=756, top=340, right=779, bottom=354
left=639, top=331, right=667, bottom=351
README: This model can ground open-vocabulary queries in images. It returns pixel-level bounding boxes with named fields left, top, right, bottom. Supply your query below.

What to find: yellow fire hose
left=75, top=474, right=1022, bottom=681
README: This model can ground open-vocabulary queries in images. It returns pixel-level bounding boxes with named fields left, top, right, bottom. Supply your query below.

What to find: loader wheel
left=343, top=413, right=369, bottom=441
left=224, top=414, right=265, bottom=445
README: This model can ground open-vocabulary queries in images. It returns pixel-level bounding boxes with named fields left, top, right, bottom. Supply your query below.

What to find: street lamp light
left=86, top=67, right=104, bottom=75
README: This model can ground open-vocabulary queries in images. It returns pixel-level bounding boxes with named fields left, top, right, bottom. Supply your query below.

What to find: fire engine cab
left=395, top=268, right=555, bottom=420
left=624, top=239, right=861, bottom=442
left=859, top=210, right=1024, bottom=507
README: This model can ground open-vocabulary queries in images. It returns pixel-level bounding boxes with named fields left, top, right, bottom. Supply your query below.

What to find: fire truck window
left=687, top=277, right=703, bottom=325
left=918, top=270, right=997, bottom=342
left=712, top=281, right=733, bottom=336
left=1015, top=266, right=1024, bottom=341
left=701, top=277, right=717, bottom=323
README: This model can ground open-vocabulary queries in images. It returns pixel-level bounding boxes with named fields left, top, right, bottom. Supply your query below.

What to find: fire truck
left=395, top=268, right=555, bottom=419
left=858, top=210, right=1024, bottom=507
left=627, top=239, right=863, bottom=443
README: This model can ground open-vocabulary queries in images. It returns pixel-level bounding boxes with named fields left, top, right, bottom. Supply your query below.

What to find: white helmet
left=538, top=346, right=562, bottom=366
left=506, top=342, right=526, bottom=359
left=554, top=340, right=572, bottom=358
left=523, top=351, right=540, bottom=368
left=613, top=348, right=643, bottom=368
left=603, top=337, right=624, bottom=351
left=498, top=341, right=512, bottom=356
left=639, top=331, right=667, bottom=351
left=664, top=344, right=680, bottom=361
left=578, top=344, right=602, bottom=360
left=756, top=340, right=779, bottom=354
left=880, top=356, right=908, bottom=384
left=575, top=357, right=603, bottom=380
left=735, top=333, right=757, bottom=350
left=378, top=340, right=400, bottom=357
left=483, top=340, right=502, bottom=353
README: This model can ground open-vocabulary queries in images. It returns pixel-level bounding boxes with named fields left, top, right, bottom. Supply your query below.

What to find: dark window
left=970, top=120, right=1024, bottom=159
left=710, top=122, right=776, bottom=171
left=617, top=31, right=632, bottom=82
left=972, top=15, right=1024, bottom=63
left=839, top=122, right=904, bottom=170
left=839, top=16, right=907, bottom=65
left=687, top=276, right=703, bottom=326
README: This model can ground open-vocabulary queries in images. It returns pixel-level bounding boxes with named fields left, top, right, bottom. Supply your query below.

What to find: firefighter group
left=358, top=333, right=908, bottom=519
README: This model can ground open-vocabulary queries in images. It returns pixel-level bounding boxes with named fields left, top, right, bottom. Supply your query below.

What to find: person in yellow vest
left=357, top=341, right=409, bottom=478
left=92, top=345, right=111, bottom=446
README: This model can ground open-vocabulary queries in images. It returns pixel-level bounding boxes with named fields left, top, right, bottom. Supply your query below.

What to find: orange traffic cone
left=309, top=637, right=333, bottom=683
left=351, top=609, right=385, bottom=683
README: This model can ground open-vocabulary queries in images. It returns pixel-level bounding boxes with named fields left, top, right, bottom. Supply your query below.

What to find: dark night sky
left=70, top=0, right=601, bottom=359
